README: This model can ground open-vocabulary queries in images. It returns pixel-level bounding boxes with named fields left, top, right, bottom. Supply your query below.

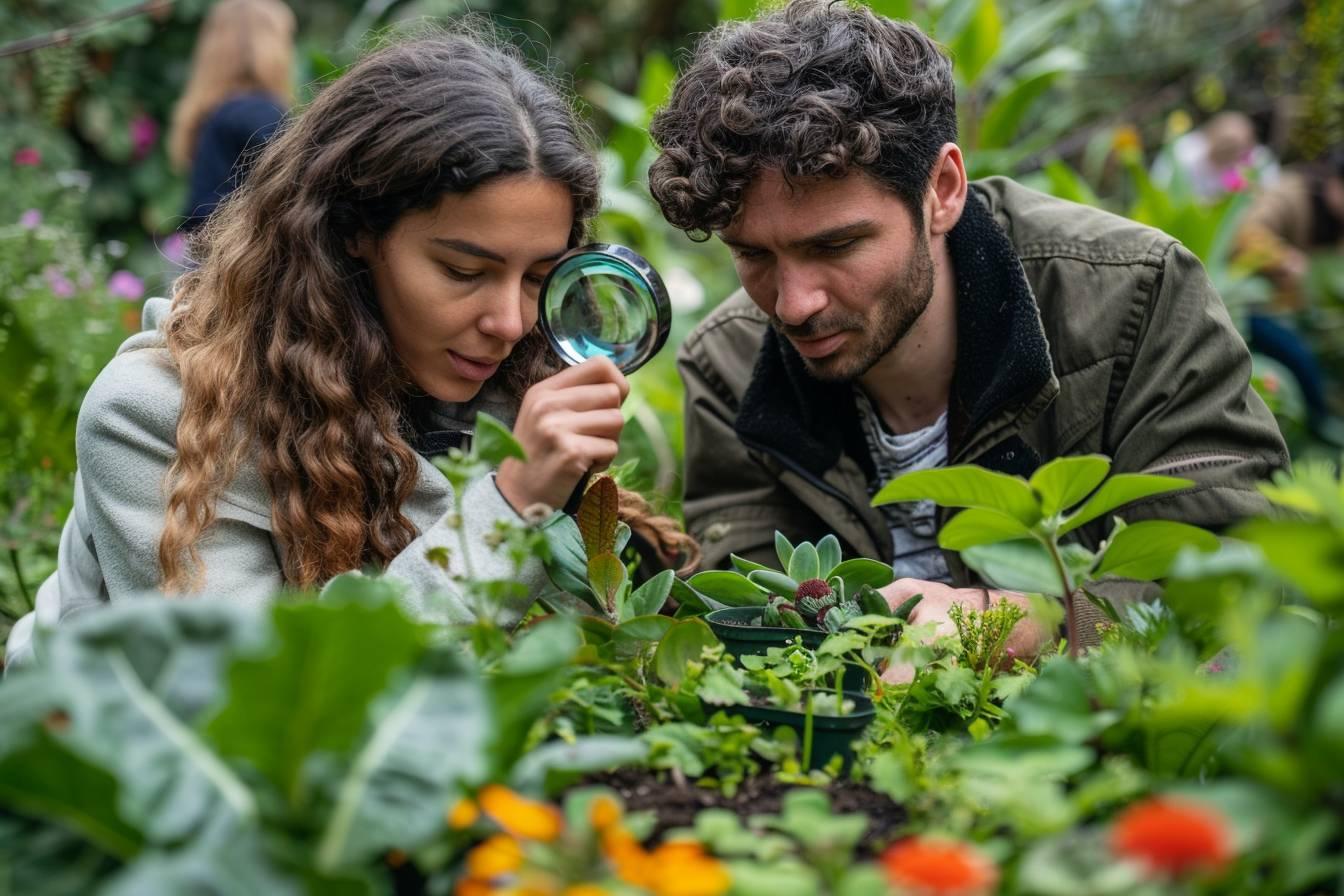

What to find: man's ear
left=925, top=143, right=968, bottom=237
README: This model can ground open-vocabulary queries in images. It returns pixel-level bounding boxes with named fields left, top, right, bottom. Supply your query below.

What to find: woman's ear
left=925, top=143, right=968, bottom=237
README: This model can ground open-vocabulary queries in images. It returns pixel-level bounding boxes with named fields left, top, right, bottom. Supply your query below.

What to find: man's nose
left=773, top=260, right=828, bottom=327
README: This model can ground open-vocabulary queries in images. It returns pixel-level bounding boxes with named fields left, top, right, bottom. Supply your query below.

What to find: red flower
left=1110, top=797, right=1233, bottom=877
left=13, top=147, right=41, bottom=166
left=880, top=837, right=998, bottom=896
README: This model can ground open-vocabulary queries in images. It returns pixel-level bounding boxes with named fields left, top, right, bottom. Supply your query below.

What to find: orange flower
left=880, top=837, right=999, bottom=896
left=479, top=785, right=565, bottom=842
left=1110, top=797, right=1233, bottom=877
left=465, top=834, right=525, bottom=880
left=455, top=879, right=493, bottom=896
left=1112, top=125, right=1143, bottom=157
left=588, top=795, right=622, bottom=831
left=562, top=886, right=611, bottom=896
left=648, top=842, right=730, bottom=896
left=449, top=798, right=481, bottom=830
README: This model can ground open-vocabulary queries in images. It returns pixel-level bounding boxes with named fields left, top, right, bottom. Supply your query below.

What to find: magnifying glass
left=538, top=244, right=671, bottom=375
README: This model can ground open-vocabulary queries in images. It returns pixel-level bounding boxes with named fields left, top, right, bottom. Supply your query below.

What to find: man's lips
left=789, top=331, right=847, bottom=359
left=447, top=349, right=504, bottom=382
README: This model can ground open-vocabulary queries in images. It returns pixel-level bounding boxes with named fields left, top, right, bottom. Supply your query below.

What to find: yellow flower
left=466, top=834, right=525, bottom=880
left=1112, top=125, right=1142, bottom=156
left=449, top=798, right=481, bottom=830
left=1165, top=109, right=1193, bottom=140
left=479, top=785, right=565, bottom=842
left=588, top=795, right=622, bottom=831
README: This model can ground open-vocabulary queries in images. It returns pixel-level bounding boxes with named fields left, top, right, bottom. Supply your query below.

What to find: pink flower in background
left=107, top=270, right=145, bottom=300
left=160, top=231, right=188, bottom=266
left=130, top=114, right=159, bottom=161
left=1220, top=169, right=1249, bottom=193
left=43, top=265, right=76, bottom=298
left=14, top=147, right=41, bottom=166
left=20, top=209, right=42, bottom=229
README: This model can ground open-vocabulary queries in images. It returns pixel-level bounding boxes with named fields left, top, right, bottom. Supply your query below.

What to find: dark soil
left=584, top=767, right=906, bottom=856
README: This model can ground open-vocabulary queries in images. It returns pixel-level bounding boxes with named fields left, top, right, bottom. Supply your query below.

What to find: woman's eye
left=441, top=264, right=482, bottom=283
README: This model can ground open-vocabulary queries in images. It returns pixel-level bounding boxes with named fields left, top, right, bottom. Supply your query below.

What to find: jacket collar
left=734, top=186, right=1055, bottom=480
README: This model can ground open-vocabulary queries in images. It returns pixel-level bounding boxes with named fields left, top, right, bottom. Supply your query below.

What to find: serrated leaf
left=472, top=412, right=526, bottom=466
left=578, top=475, right=620, bottom=558
left=787, top=542, right=820, bottom=582
left=1096, top=520, right=1219, bottom=581
left=1029, top=455, right=1111, bottom=517
left=1059, top=474, right=1193, bottom=535
left=938, top=507, right=1034, bottom=550
left=587, top=552, right=627, bottom=615
left=873, top=465, right=1040, bottom=525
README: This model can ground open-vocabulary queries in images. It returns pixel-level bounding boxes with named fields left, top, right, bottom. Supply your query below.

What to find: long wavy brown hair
left=160, top=30, right=601, bottom=591
left=167, top=0, right=296, bottom=172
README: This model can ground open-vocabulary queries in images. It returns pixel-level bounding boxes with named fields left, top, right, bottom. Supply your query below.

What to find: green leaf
left=787, top=542, right=820, bottom=582
left=654, top=619, right=720, bottom=688
left=719, top=0, right=757, bottom=21
left=748, top=569, right=800, bottom=598
left=587, top=552, right=628, bottom=615
left=539, top=514, right=603, bottom=613
left=509, top=737, right=650, bottom=794
left=688, top=571, right=769, bottom=607
left=1095, top=520, right=1219, bottom=581
left=670, top=575, right=720, bottom=613
left=206, top=600, right=425, bottom=813
left=949, top=0, right=1002, bottom=84
left=472, top=412, right=526, bottom=466
left=1059, top=473, right=1194, bottom=535
left=830, top=558, right=896, bottom=594
left=1231, top=518, right=1344, bottom=608
left=1029, top=455, right=1111, bottom=517
left=1005, top=658, right=1113, bottom=743
left=961, top=539, right=1062, bottom=595
left=730, top=554, right=774, bottom=575
left=613, top=615, right=677, bottom=651
left=697, top=664, right=750, bottom=706
left=314, top=651, right=489, bottom=871
left=865, top=0, right=914, bottom=20
left=100, top=830, right=306, bottom=896
left=774, top=531, right=795, bottom=570
left=873, top=465, right=1040, bottom=525
left=626, top=569, right=674, bottom=619
left=1041, top=158, right=1101, bottom=207
left=488, top=619, right=581, bottom=777
left=578, top=475, right=620, bottom=558
left=938, top=507, right=1035, bottom=550
left=815, top=534, right=843, bottom=577
left=978, top=68, right=1059, bottom=150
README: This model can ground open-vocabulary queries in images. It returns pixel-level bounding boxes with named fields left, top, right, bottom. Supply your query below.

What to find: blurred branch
left=0, top=0, right=173, bottom=59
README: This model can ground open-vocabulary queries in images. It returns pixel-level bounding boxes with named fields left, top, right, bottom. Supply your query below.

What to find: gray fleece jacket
left=5, top=298, right=549, bottom=666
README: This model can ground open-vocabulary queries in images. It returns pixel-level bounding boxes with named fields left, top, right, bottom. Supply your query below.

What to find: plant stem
left=1043, top=538, right=1080, bottom=659
left=9, top=549, right=31, bottom=610
left=802, top=691, right=815, bottom=770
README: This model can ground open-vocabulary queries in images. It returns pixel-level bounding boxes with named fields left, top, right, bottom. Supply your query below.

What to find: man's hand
left=877, top=578, right=1051, bottom=683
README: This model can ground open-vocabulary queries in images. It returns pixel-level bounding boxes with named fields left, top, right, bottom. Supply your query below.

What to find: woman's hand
left=495, top=357, right=629, bottom=513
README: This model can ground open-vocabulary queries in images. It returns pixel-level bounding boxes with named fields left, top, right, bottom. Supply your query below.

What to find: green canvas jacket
left=678, top=177, right=1288, bottom=632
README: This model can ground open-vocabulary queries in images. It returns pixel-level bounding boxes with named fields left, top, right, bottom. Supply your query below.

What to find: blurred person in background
left=168, top=0, right=295, bottom=233
left=1152, top=111, right=1279, bottom=201
left=1235, top=149, right=1344, bottom=443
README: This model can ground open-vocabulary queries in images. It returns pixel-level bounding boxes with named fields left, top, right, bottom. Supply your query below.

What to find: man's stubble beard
left=775, top=230, right=935, bottom=383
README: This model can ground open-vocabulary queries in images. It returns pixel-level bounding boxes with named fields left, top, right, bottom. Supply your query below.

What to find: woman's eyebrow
left=431, top=237, right=567, bottom=265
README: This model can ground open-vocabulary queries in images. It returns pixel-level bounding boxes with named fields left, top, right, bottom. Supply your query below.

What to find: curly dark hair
left=648, top=0, right=956, bottom=239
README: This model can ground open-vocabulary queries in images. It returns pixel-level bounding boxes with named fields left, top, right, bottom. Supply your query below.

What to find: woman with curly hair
left=8, top=29, right=694, bottom=664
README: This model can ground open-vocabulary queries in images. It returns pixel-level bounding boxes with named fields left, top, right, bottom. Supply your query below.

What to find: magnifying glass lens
left=540, top=245, right=671, bottom=374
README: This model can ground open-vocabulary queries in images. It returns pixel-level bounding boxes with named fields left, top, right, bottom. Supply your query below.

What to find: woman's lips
left=447, top=349, right=502, bottom=382
left=790, top=331, right=847, bottom=359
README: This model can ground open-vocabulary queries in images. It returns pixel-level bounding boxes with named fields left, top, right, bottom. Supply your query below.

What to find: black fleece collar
left=733, top=186, right=1054, bottom=480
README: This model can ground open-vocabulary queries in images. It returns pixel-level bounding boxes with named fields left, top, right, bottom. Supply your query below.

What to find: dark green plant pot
left=728, top=691, right=875, bottom=771
left=705, top=607, right=870, bottom=692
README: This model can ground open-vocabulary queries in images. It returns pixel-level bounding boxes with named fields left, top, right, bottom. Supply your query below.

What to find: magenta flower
left=43, top=265, right=76, bottom=298
left=107, top=269, right=145, bottom=300
left=130, top=114, right=159, bottom=161
left=14, top=147, right=41, bottom=166
left=160, top=231, right=188, bottom=266
left=1220, top=169, right=1249, bottom=193
left=20, top=209, right=41, bottom=229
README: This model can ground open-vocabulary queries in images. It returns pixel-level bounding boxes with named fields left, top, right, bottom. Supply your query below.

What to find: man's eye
left=814, top=239, right=858, bottom=255
left=731, top=247, right=766, bottom=261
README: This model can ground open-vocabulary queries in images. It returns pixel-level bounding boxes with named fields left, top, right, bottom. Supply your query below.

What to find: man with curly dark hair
left=649, top=0, right=1287, bottom=652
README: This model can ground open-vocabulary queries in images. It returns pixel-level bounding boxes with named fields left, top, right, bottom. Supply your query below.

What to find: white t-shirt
left=854, top=388, right=953, bottom=583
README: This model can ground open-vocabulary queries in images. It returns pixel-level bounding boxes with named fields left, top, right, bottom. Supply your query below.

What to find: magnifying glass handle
left=561, top=470, right=593, bottom=517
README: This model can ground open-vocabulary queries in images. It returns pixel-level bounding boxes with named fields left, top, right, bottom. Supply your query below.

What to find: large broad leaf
left=687, top=571, right=768, bottom=607
left=748, top=569, right=800, bottom=598
left=508, top=737, right=650, bottom=795
left=626, top=569, right=674, bottom=620
left=948, top=0, right=1002, bottom=84
left=205, top=599, right=426, bottom=814
left=654, top=619, right=720, bottom=688
left=99, top=829, right=309, bottom=896
left=1094, top=521, right=1219, bottom=581
left=978, top=68, right=1060, bottom=151
left=538, top=514, right=602, bottom=613
left=829, top=558, right=895, bottom=594
left=1004, top=657, right=1114, bottom=744
left=36, top=601, right=267, bottom=844
left=472, top=412, right=526, bottom=466
left=487, top=618, right=582, bottom=777
left=313, top=650, right=490, bottom=871
left=1028, top=455, right=1110, bottom=517
left=938, top=507, right=1034, bottom=551
left=961, top=539, right=1062, bottom=595
left=1058, top=473, right=1193, bottom=535
left=669, top=575, right=722, bottom=613
left=1232, top=518, right=1344, bottom=608
left=578, top=476, right=620, bottom=558
left=587, top=553, right=628, bottom=616
left=0, top=814, right=120, bottom=896
left=873, top=465, right=1040, bottom=525
left=787, top=542, right=820, bottom=583
left=612, top=616, right=677, bottom=659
